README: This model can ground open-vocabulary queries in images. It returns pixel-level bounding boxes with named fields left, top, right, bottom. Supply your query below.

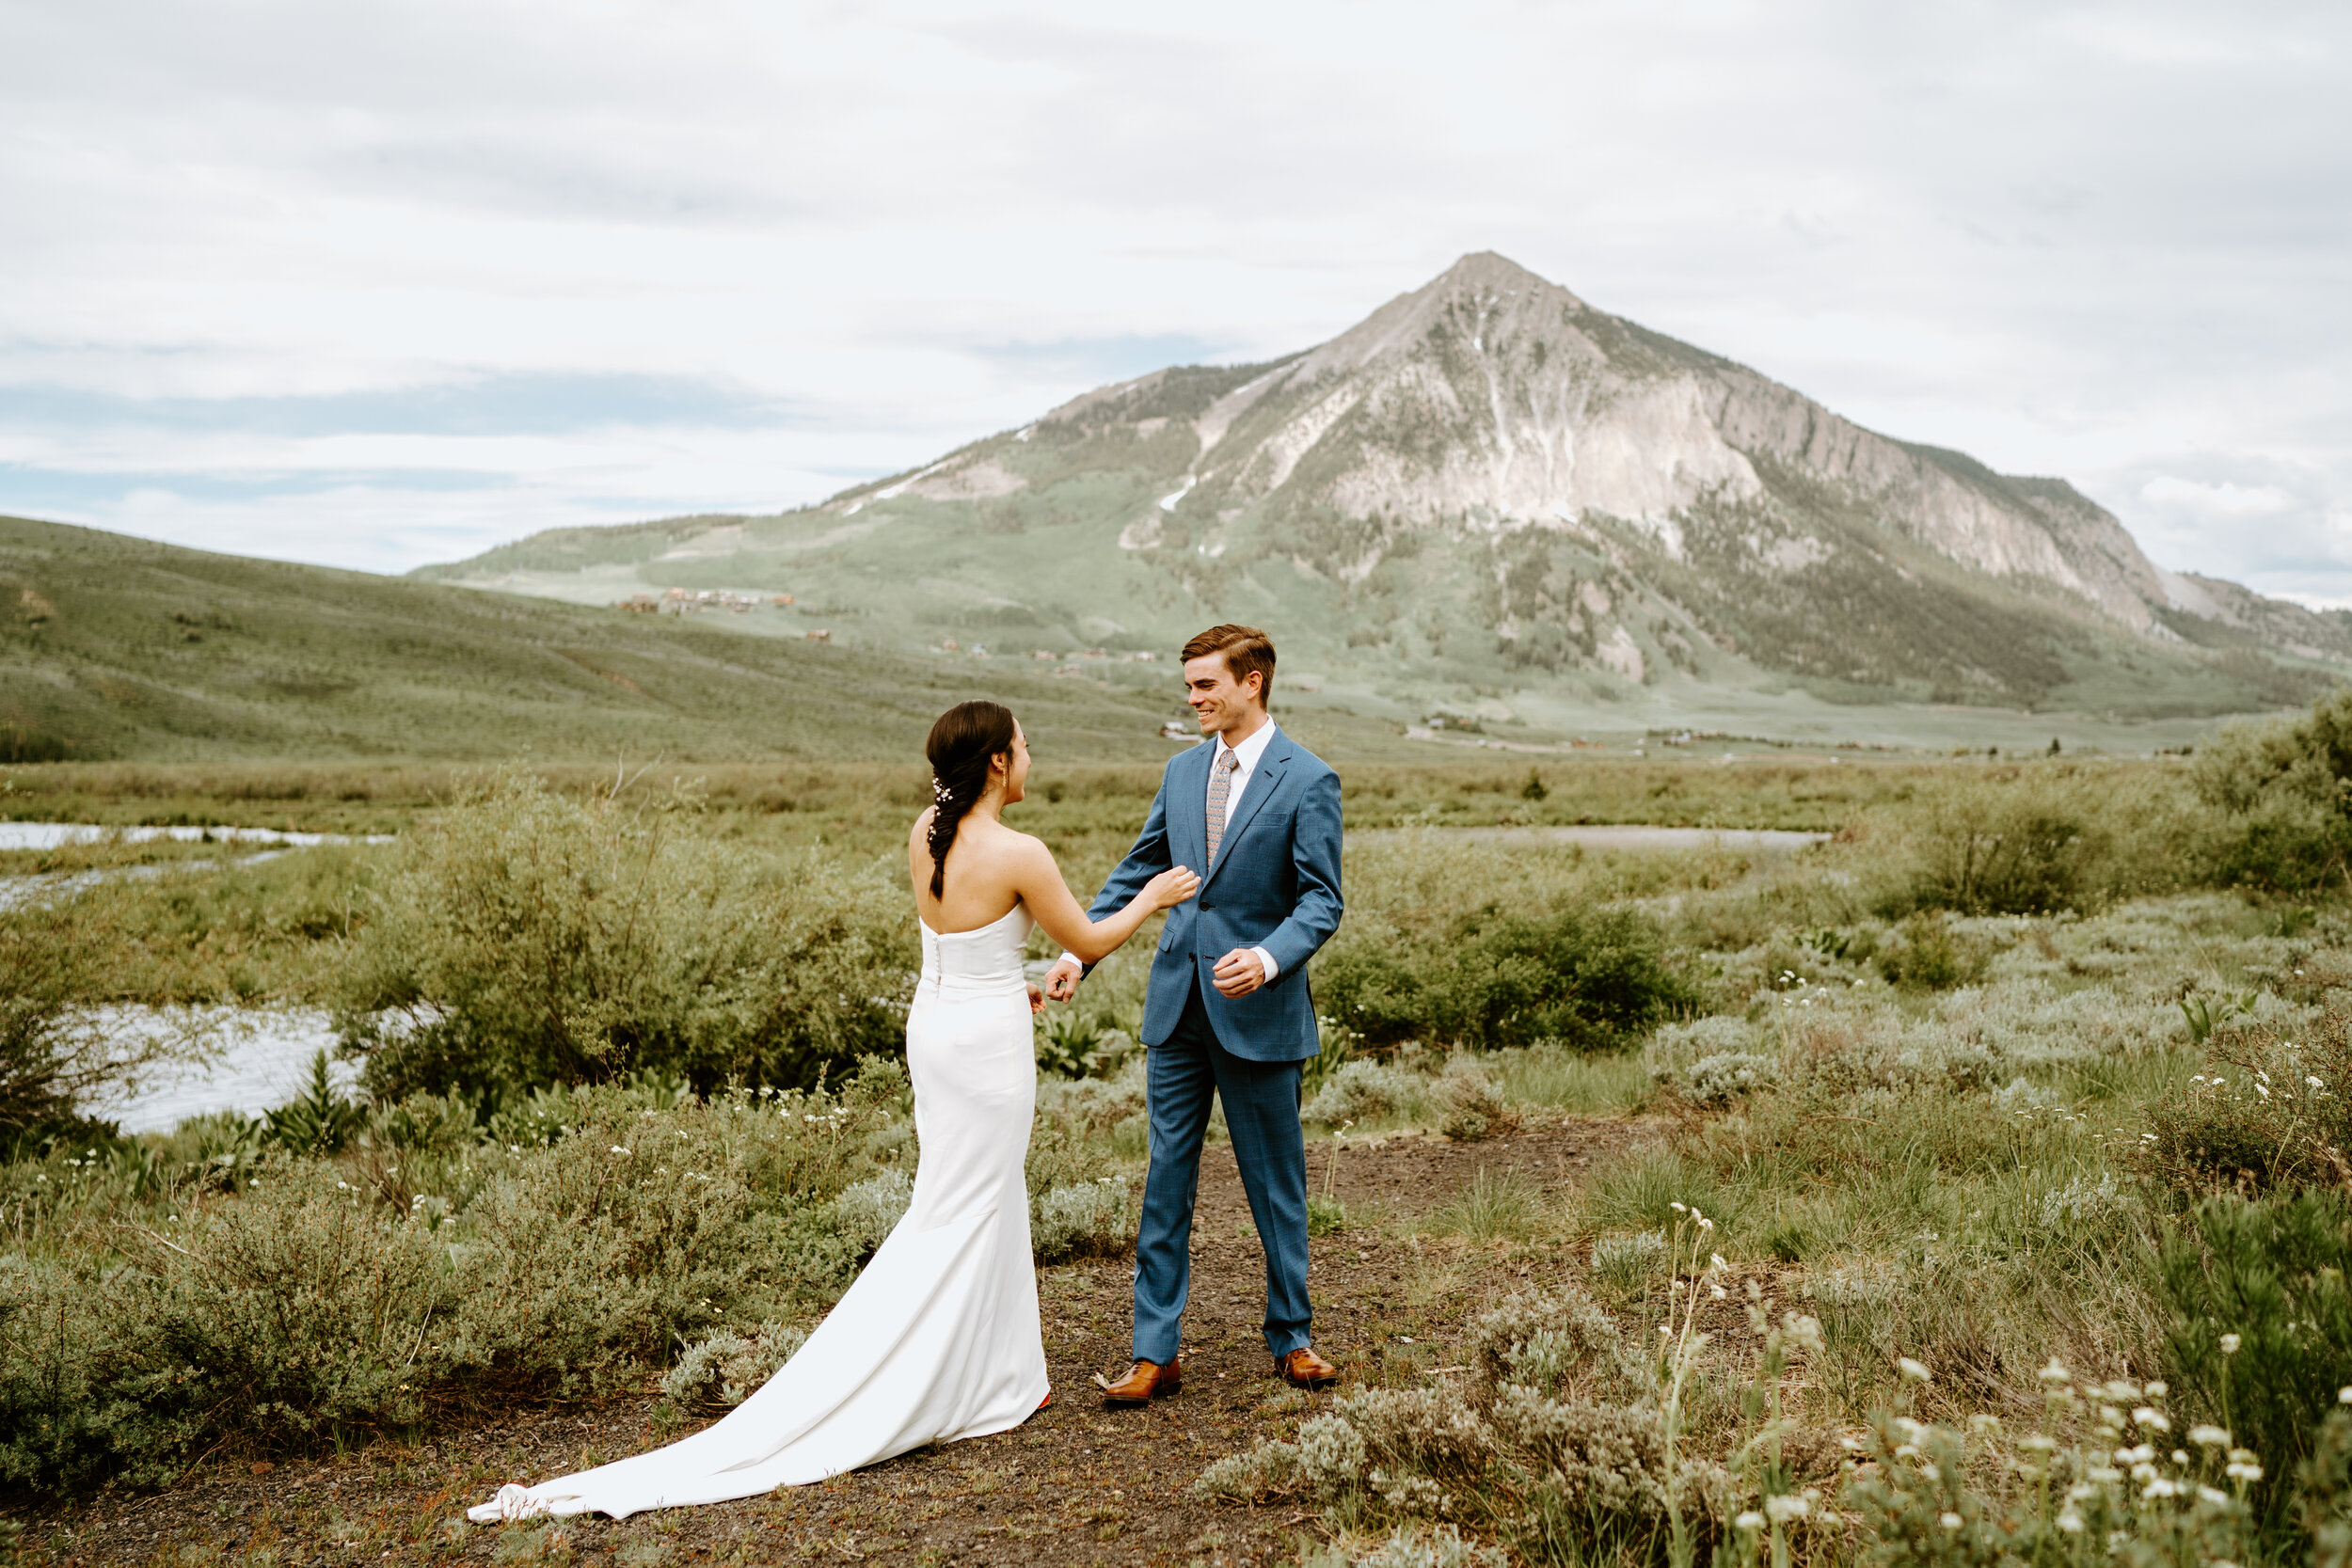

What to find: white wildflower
left=2057, top=1509, right=2084, bottom=1534
left=2133, top=1407, right=2169, bottom=1431
left=1898, top=1356, right=1931, bottom=1383
left=1939, top=1513, right=1963, bottom=1529
left=2220, top=1334, right=2242, bottom=1354
left=1735, top=1513, right=1764, bottom=1532
left=2189, top=1426, right=2230, bottom=1447
left=1765, top=1495, right=1808, bottom=1523
left=2038, top=1357, right=2072, bottom=1384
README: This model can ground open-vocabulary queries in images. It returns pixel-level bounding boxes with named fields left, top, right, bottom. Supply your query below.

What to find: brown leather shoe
left=1099, top=1358, right=1182, bottom=1406
left=1275, top=1347, right=1340, bottom=1389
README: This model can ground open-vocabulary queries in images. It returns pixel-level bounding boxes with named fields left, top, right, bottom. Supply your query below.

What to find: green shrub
left=2195, top=686, right=2352, bottom=892
left=330, top=774, right=916, bottom=1107
left=1319, top=908, right=1692, bottom=1053
left=2157, top=1192, right=2352, bottom=1538
left=1862, top=764, right=2204, bottom=917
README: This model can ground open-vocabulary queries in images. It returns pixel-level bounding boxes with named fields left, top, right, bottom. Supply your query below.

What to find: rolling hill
left=0, top=515, right=1188, bottom=764
left=422, top=252, right=2348, bottom=741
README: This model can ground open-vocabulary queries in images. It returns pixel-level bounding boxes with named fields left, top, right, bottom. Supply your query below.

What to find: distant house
left=616, top=594, right=660, bottom=613
left=771, top=594, right=795, bottom=607
left=1161, top=720, right=1195, bottom=739
left=805, top=629, right=832, bottom=641
left=942, top=638, right=960, bottom=652
left=1034, top=650, right=1057, bottom=661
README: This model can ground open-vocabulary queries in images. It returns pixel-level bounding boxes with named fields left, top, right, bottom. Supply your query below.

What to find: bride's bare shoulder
left=995, top=827, right=1057, bottom=864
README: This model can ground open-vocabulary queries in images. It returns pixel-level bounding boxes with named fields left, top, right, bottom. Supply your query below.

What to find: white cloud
left=2138, top=477, right=2296, bottom=518
left=0, top=0, right=2345, bottom=578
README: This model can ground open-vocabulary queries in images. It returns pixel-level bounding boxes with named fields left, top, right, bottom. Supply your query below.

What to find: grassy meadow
left=2, top=689, right=2352, bottom=1567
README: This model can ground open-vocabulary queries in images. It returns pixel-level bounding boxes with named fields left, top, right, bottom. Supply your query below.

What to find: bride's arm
left=1009, top=836, right=1198, bottom=964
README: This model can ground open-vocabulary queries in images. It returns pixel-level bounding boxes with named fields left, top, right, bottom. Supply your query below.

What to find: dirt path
left=8, top=1117, right=1655, bottom=1568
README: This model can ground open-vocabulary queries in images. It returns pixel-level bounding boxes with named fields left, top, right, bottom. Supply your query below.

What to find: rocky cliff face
left=1009, top=253, right=2174, bottom=633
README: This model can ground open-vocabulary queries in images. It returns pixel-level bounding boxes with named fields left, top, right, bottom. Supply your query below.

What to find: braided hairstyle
left=924, top=700, right=1018, bottom=898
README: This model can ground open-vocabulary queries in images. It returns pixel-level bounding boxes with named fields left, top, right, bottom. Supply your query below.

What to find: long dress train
left=470, top=904, right=1050, bottom=1521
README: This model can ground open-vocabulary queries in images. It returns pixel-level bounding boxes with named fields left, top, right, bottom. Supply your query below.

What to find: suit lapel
left=1200, top=731, right=1291, bottom=893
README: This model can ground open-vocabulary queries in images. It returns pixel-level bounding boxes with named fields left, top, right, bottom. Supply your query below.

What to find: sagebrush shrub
left=1355, top=1523, right=1506, bottom=1568
left=1193, top=1437, right=1306, bottom=1502
left=1030, top=1176, right=1135, bottom=1262
left=1304, top=1060, right=1423, bottom=1127
left=330, top=774, right=916, bottom=1107
left=1469, top=1286, right=1645, bottom=1404
left=1434, top=1061, right=1518, bottom=1143
left=831, top=1171, right=913, bottom=1257
left=663, top=1322, right=808, bottom=1408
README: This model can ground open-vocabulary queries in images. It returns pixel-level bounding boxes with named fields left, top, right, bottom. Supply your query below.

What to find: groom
left=1043, top=624, right=1344, bottom=1402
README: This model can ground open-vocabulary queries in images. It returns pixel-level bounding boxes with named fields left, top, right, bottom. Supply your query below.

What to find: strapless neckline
left=920, top=902, right=1028, bottom=939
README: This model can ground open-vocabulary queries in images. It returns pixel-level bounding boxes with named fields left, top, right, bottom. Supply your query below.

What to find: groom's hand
left=1043, top=958, right=1083, bottom=1001
left=1212, top=948, right=1266, bottom=997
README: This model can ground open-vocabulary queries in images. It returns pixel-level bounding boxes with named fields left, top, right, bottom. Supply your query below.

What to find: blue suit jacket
left=1086, top=727, right=1343, bottom=1061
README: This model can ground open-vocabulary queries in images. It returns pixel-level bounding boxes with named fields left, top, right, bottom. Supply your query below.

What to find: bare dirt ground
left=6, top=1117, right=1657, bottom=1568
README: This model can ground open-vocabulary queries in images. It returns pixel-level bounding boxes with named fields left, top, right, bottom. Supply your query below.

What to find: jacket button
left=1200, top=901, right=1215, bottom=910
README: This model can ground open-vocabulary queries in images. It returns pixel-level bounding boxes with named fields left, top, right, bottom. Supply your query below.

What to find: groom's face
left=1183, top=653, right=1263, bottom=738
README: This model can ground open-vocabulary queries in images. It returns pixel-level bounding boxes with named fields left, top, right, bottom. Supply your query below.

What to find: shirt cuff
left=1251, top=946, right=1279, bottom=983
left=1058, top=951, right=1084, bottom=970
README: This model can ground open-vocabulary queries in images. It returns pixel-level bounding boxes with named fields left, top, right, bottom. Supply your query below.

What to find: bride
left=472, top=700, right=1199, bottom=1521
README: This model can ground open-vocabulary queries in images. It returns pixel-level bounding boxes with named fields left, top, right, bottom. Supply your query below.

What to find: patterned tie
left=1205, top=748, right=1240, bottom=865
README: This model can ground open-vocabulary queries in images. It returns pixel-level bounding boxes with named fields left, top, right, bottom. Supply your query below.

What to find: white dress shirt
left=1063, top=719, right=1283, bottom=983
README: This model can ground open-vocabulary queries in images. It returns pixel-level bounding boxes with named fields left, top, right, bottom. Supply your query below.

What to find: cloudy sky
left=2, top=1, right=2346, bottom=603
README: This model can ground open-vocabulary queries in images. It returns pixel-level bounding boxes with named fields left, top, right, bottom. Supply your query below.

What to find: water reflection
left=85, top=1010, right=359, bottom=1134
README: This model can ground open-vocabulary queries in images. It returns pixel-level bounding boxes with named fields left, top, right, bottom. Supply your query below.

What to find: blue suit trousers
left=1133, top=979, right=1311, bottom=1364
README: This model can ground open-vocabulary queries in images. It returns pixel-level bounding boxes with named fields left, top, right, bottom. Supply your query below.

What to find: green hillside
left=0, top=515, right=1187, bottom=764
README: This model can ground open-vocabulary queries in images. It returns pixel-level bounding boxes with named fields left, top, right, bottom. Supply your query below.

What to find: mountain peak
left=1429, top=249, right=1566, bottom=297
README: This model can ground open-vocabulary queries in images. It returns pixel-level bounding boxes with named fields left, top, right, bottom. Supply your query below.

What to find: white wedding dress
left=472, top=904, right=1050, bottom=1521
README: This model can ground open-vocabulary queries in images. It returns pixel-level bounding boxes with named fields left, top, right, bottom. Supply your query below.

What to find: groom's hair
left=1182, top=624, right=1275, bottom=706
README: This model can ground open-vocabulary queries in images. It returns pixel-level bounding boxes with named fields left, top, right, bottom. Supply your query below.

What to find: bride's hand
left=1145, top=865, right=1200, bottom=911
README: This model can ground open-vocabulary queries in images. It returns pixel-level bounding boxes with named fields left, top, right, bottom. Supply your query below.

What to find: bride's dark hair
left=925, top=700, right=1018, bottom=898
